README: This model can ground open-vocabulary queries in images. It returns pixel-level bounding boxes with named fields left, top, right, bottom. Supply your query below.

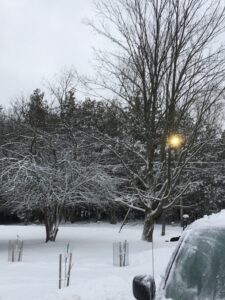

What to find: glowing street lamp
left=165, top=133, right=183, bottom=189
left=161, top=133, right=183, bottom=236
left=167, top=133, right=183, bottom=149
left=166, top=132, right=184, bottom=231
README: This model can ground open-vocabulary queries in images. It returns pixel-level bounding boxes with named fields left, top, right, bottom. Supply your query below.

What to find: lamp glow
left=167, top=134, right=183, bottom=149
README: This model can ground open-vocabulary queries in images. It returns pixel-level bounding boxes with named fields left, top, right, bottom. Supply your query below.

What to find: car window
left=165, top=228, right=225, bottom=300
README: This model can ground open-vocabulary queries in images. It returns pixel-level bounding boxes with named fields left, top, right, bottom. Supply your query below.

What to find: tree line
left=1, top=0, right=225, bottom=242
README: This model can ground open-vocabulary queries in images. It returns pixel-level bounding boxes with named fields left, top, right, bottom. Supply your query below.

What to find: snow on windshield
left=164, top=228, right=225, bottom=300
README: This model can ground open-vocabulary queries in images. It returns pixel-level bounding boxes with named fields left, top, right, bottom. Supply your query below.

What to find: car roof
left=188, top=209, right=225, bottom=231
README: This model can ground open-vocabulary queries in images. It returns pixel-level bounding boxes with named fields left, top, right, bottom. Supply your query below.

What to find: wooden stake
left=12, top=243, right=15, bottom=262
left=59, top=254, right=62, bottom=289
left=18, top=241, right=24, bottom=262
left=123, top=241, right=126, bottom=266
left=119, top=242, right=122, bottom=267
left=66, top=253, right=73, bottom=287
left=8, top=240, right=11, bottom=262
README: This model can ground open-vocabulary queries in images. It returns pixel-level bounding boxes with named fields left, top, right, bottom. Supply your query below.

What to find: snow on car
left=133, top=210, right=225, bottom=300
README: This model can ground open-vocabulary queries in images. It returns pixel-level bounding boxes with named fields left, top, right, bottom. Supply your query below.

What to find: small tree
left=25, top=89, right=48, bottom=128
left=0, top=129, right=118, bottom=242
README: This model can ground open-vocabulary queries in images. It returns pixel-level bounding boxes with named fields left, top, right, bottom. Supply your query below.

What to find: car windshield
left=165, top=228, right=225, bottom=300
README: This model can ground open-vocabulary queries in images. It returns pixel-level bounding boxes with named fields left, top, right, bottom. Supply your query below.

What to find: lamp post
left=167, top=133, right=183, bottom=226
left=167, top=135, right=183, bottom=180
left=166, top=134, right=183, bottom=185
left=161, top=133, right=183, bottom=236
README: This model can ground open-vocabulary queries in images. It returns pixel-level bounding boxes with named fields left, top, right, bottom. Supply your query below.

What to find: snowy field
left=0, top=222, right=182, bottom=300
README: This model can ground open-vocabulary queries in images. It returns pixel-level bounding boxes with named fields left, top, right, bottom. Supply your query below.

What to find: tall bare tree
left=84, top=0, right=225, bottom=241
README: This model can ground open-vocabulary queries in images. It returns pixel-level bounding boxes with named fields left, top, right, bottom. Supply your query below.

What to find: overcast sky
left=0, top=0, right=103, bottom=106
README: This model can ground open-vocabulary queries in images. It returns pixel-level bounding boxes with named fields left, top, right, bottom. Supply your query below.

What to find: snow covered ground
left=0, top=222, right=182, bottom=300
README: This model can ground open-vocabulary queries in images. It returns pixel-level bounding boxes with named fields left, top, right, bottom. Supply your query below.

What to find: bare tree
left=46, top=68, right=77, bottom=120
left=83, top=0, right=225, bottom=241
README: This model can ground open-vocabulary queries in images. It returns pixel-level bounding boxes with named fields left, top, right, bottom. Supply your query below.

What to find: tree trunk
left=142, top=211, right=154, bottom=242
left=45, top=222, right=59, bottom=242
left=180, top=197, right=183, bottom=227
left=161, top=211, right=166, bottom=236
left=45, top=223, right=50, bottom=242
left=110, top=206, right=117, bottom=224
left=44, top=209, right=60, bottom=242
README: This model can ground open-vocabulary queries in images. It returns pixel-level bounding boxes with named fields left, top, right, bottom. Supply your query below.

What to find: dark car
left=133, top=211, right=225, bottom=300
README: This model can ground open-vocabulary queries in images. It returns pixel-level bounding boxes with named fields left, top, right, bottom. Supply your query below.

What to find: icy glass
left=165, top=228, right=225, bottom=300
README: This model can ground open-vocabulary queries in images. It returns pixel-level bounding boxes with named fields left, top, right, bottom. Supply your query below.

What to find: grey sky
left=0, top=0, right=101, bottom=106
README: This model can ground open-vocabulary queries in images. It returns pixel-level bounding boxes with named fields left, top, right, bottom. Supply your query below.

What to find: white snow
left=189, top=210, right=225, bottom=229
left=0, top=222, right=182, bottom=300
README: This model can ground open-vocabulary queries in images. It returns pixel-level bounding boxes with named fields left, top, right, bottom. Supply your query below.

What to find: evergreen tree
left=26, top=89, right=48, bottom=128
